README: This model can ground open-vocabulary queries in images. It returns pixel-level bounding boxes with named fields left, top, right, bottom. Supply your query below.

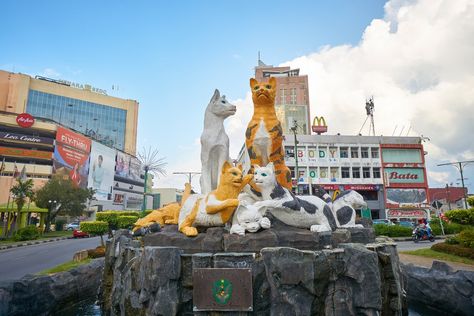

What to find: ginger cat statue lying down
left=178, top=161, right=252, bottom=237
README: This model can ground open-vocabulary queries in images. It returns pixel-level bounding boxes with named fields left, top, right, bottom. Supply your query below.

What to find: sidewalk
left=399, top=253, right=474, bottom=272
left=0, top=236, right=71, bottom=251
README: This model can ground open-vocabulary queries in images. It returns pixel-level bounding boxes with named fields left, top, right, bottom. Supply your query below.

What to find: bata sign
left=384, top=168, right=425, bottom=184
left=16, top=113, right=35, bottom=128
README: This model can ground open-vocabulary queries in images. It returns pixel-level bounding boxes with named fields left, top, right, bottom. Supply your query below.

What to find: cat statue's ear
left=222, top=160, right=232, bottom=173
left=266, top=162, right=275, bottom=171
left=211, top=89, right=220, bottom=102
left=250, top=78, right=258, bottom=88
left=269, top=77, right=276, bottom=87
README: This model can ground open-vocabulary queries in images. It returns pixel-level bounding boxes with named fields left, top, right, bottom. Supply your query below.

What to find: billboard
left=88, top=141, right=116, bottom=200
left=129, top=157, right=142, bottom=182
left=115, top=151, right=131, bottom=178
left=53, top=127, right=91, bottom=188
left=386, top=188, right=427, bottom=205
left=0, top=131, right=54, bottom=146
left=0, top=146, right=52, bottom=160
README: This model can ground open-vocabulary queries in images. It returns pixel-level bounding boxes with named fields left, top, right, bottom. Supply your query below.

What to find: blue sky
left=2, top=0, right=473, bottom=193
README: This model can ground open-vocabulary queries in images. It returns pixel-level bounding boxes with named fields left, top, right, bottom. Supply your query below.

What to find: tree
left=35, top=176, right=90, bottom=232
left=80, top=221, right=108, bottom=247
left=10, top=178, right=35, bottom=228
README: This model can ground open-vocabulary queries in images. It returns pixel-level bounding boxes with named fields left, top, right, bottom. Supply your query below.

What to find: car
left=373, top=219, right=393, bottom=225
left=73, top=229, right=90, bottom=238
left=398, top=221, right=415, bottom=228
left=66, top=222, right=80, bottom=231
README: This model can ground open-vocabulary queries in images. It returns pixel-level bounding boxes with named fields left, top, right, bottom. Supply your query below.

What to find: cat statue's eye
left=261, top=173, right=267, bottom=176
left=254, top=86, right=259, bottom=90
left=265, top=85, right=271, bottom=89
left=232, top=172, right=238, bottom=176
left=222, top=100, right=226, bottom=103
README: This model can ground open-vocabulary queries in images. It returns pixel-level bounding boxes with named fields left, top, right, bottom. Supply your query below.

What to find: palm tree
left=137, top=147, right=167, bottom=212
left=10, top=178, right=35, bottom=229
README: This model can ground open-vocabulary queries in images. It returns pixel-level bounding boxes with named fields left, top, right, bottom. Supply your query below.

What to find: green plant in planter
left=13, top=225, right=39, bottom=241
left=80, top=221, right=108, bottom=246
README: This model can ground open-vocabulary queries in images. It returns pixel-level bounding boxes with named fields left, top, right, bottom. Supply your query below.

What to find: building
left=0, top=70, right=149, bottom=212
left=255, top=60, right=311, bottom=135
left=429, top=186, right=469, bottom=212
left=0, top=70, right=139, bottom=155
left=238, top=134, right=430, bottom=220
left=151, top=188, right=185, bottom=209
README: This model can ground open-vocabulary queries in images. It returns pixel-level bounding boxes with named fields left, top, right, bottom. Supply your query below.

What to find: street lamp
left=47, top=200, right=57, bottom=232
left=438, top=160, right=474, bottom=209
left=290, top=120, right=299, bottom=195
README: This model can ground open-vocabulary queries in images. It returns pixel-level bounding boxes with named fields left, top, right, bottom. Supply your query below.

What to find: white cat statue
left=229, top=201, right=271, bottom=236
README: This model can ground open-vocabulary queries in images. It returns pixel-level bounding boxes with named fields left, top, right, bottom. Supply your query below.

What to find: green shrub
left=55, top=219, right=66, bottom=232
left=96, top=212, right=119, bottom=228
left=373, top=224, right=413, bottom=237
left=444, top=209, right=474, bottom=225
left=456, top=229, right=474, bottom=248
left=445, top=236, right=459, bottom=245
left=117, top=216, right=139, bottom=229
left=467, top=196, right=474, bottom=208
left=13, top=225, right=40, bottom=241
left=431, top=242, right=474, bottom=259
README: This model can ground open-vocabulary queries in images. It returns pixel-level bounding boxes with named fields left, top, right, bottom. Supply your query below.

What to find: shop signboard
left=0, top=146, right=52, bottom=160
left=386, top=188, right=427, bottom=206
left=343, top=184, right=378, bottom=191
left=53, top=127, right=91, bottom=188
left=384, top=168, right=425, bottom=184
left=88, top=141, right=116, bottom=200
left=387, top=209, right=427, bottom=218
left=0, top=132, right=54, bottom=146
left=16, top=113, right=35, bottom=128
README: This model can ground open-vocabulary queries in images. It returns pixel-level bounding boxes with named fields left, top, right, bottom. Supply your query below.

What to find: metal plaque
left=193, top=268, right=253, bottom=312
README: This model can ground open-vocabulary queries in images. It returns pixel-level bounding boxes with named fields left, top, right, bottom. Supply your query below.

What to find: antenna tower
left=358, top=97, right=375, bottom=136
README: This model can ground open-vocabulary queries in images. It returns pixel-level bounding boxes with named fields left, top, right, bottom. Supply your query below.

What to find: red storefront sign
left=16, top=113, right=35, bottom=128
left=343, top=184, right=377, bottom=191
left=321, top=184, right=340, bottom=191
left=387, top=209, right=427, bottom=218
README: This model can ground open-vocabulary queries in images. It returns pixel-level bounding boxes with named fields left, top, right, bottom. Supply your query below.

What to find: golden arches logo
left=313, top=116, right=327, bottom=126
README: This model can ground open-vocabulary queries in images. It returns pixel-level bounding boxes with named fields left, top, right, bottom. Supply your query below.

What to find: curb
left=391, top=235, right=451, bottom=242
left=0, top=236, right=73, bottom=251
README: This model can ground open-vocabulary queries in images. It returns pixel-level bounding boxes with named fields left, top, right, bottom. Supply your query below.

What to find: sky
left=1, top=0, right=473, bottom=193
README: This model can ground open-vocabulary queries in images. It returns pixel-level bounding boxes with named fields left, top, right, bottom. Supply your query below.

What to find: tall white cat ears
left=211, top=89, right=220, bottom=102
left=265, top=162, right=275, bottom=171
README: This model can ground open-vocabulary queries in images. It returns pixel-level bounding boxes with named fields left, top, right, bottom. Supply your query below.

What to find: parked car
left=73, top=229, right=90, bottom=238
left=373, top=219, right=393, bottom=225
left=66, top=222, right=80, bottom=231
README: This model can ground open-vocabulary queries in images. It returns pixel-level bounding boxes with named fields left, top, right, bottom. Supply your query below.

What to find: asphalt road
left=396, top=239, right=443, bottom=252
left=0, top=236, right=102, bottom=282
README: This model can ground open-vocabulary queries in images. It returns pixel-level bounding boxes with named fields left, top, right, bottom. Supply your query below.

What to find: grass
left=37, top=258, right=91, bottom=275
left=400, top=248, right=474, bottom=265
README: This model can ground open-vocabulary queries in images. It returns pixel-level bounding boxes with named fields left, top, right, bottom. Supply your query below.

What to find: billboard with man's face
left=88, top=141, right=116, bottom=200
left=53, top=127, right=91, bottom=188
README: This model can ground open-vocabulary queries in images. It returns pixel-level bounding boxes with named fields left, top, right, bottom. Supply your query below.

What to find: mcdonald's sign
left=312, top=116, right=328, bottom=134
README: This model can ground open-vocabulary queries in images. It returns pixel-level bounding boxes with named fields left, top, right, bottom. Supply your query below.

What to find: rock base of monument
left=100, top=225, right=406, bottom=316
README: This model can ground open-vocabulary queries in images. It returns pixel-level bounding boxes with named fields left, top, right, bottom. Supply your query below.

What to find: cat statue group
left=229, top=162, right=365, bottom=235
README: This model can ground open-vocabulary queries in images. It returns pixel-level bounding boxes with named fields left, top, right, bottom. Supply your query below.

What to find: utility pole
left=173, top=172, right=201, bottom=186
left=438, top=160, right=474, bottom=209
left=290, top=120, right=299, bottom=195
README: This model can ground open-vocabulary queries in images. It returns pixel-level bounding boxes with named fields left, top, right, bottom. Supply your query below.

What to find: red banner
left=321, top=184, right=340, bottom=191
left=56, top=127, right=91, bottom=153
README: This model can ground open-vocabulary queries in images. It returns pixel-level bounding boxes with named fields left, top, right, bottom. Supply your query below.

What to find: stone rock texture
left=101, top=228, right=406, bottom=316
left=143, top=215, right=375, bottom=254
left=0, top=258, right=104, bottom=316
left=402, top=260, right=474, bottom=316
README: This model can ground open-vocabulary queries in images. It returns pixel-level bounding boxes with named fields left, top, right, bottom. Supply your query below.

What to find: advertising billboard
left=88, top=141, right=116, bottom=200
left=129, top=157, right=142, bottom=182
left=386, top=188, right=427, bottom=206
left=0, top=146, right=52, bottom=160
left=115, top=151, right=131, bottom=178
left=0, top=131, right=54, bottom=146
left=53, top=127, right=91, bottom=188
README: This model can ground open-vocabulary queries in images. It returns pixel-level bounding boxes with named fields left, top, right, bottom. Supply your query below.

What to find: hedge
left=80, top=221, right=108, bottom=235
left=444, top=209, right=474, bottom=225
left=431, top=242, right=474, bottom=259
left=445, top=229, right=474, bottom=249
left=373, top=224, right=413, bottom=237
left=117, top=216, right=139, bottom=229
left=13, top=225, right=39, bottom=241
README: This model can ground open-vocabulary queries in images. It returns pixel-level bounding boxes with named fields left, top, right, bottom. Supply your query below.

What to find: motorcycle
left=412, top=226, right=435, bottom=243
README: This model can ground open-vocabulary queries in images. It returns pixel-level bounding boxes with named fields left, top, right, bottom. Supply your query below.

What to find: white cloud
left=41, top=68, right=61, bottom=78
left=281, top=0, right=474, bottom=189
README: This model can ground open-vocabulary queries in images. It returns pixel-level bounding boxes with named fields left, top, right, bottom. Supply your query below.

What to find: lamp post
left=438, top=160, right=474, bottom=209
left=430, top=192, right=445, bottom=236
left=290, top=120, right=299, bottom=195
left=47, top=199, right=57, bottom=233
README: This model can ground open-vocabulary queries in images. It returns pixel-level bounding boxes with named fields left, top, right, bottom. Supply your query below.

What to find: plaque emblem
left=212, top=278, right=233, bottom=305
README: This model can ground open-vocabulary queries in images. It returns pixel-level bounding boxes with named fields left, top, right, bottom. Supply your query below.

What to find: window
left=289, top=167, right=295, bottom=178
left=280, top=89, right=286, bottom=104
left=290, top=88, right=297, bottom=104
left=351, top=147, right=359, bottom=158
left=361, top=147, right=369, bottom=158
left=342, top=167, right=350, bottom=178
left=330, top=167, right=339, bottom=180
left=371, top=148, right=379, bottom=159
left=340, top=147, right=349, bottom=158
left=373, top=167, right=381, bottom=178
left=285, top=147, right=294, bottom=158
left=352, top=167, right=360, bottom=178
left=319, top=167, right=328, bottom=178
left=363, top=167, right=371, bottom=178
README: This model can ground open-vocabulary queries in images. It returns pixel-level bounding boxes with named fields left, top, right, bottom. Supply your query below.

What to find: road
left=396, top=239, right=443, bottom=252
left=0, top=236, right=102, bottom=282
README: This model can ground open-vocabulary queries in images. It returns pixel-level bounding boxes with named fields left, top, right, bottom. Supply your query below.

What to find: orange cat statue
left=178, top=161, right=252, bottom=237
left=245, top=77, right=292, bottom=189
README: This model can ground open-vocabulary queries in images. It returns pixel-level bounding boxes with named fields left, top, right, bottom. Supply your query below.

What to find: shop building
left=255, top=61, right=311, bottom=135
